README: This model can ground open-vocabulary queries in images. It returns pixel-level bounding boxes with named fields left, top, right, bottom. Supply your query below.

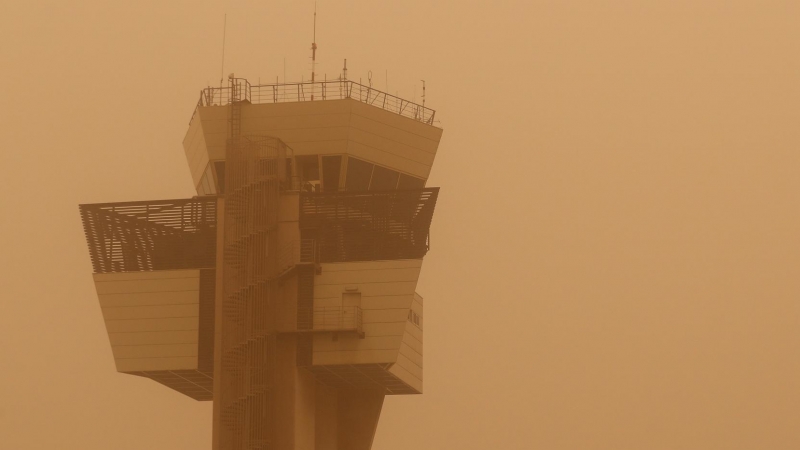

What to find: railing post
left=194, top=79, right=436, bottom=127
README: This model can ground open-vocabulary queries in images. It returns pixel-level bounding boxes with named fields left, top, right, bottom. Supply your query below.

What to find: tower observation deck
left=80, top=76, right=443, bottom=450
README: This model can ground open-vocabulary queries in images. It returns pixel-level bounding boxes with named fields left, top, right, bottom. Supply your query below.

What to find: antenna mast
left=220, top=14, right=227, bottom=88
left=311, top=3, right=317, bottom=100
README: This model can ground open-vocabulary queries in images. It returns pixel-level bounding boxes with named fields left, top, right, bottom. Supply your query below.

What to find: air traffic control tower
left=79, top=76, right=442, bottom=449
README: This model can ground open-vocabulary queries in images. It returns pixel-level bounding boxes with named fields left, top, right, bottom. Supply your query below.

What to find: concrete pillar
left=337, top=390, right=385, bottom=450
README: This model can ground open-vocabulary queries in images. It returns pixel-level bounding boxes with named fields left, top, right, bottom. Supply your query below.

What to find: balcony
left=79, top=197, right=217, bottom=273
left=299, top=188, right=439, bottom=263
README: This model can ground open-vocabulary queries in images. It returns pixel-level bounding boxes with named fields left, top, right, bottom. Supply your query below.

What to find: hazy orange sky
left=2, top=1, right=800, bottom=449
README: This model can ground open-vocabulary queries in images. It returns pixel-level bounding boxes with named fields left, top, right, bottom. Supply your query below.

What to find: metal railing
left=296, top=306, right=363, bottom=333
left=299, top=188, right=438, bottom=263
left=300, top=239, right=317, bottom=263
left=196, top=79, right=436, bottom=126
left=79, top=197, right=217, bottom=273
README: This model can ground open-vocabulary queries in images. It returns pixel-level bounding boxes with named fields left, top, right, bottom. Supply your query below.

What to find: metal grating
left=219, top=135, right=287, bottom=450
left=299, top=188, right=439, bottom=263
left=307, top=364, right=420, bottom=395
left=128, top=370, right=214, bottom=401
left=295, top=265, right=315, bottom=367
left=79, top=197, right=217, bottom=273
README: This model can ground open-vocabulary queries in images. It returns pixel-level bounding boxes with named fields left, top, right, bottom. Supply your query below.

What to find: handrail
left=195, top=79, right=437, bottom=126
left=296, top=306, right=363, bottom=333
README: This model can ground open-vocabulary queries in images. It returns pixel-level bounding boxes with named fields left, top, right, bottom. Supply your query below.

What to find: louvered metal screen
left=79, top=197, right=217, bottom=273
left=299, top=188, right=439, bottom=263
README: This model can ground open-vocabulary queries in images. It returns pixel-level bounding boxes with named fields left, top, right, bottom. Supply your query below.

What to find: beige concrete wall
left=272, top=335, right=322, bottom=450
left=274, top=334, right=298, bottom=450
left=276, top=192, right=300, bottom=329
left=389, top=292, right=424, bottom=393
left=346, top=100, right=441, bottom=179
left=277, top=192, right=301, bottom=271
left=295, top=368, right=317, bottom=450
left=242, top=100, right=352, bottom=158
left=93, top=270, right=201, bottom=372
left=315, top=384, right=339, bottom=450
left=312, top=260, right=422, bottom=367
left=337, top=390, right=385, bottom=450
left=182, top=98, right=443, bottom=184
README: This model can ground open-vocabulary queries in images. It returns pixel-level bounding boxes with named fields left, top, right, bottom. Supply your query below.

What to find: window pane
left=321, top=156, right=342, bottom=192
left=369, top=165, right=400, bottom=191
left=301, top=160, right=319, bottom=181
left=397, top=174, right=425, bottom=190
left=214, top=161, right=226, bottom=194
left=294, top=155, right=319, bottom=182
left=202, top=165, right=215, bottom=194
left=345, top=157, right=373, bottom=191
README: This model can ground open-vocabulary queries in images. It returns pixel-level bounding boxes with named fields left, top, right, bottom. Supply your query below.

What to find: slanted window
left=321, top=156, right=342, bottom=192
left=397, top=173, right=425, bottom=190
left=198, top=165, right=215, bottom=195
left=345, top=157, right=374, bottom=191
left=299, top=157, right=319, bottom=181
left=369, top=165, right=400, bottom=191
left=214, top=161, right=226, bottom=194
left=297, top=155, right=320, bottom=191
left=344, top=157, right=425, bottom=192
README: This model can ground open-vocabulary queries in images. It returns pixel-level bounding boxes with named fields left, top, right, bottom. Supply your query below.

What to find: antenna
left=310, top=2, right=317, bottom=99
left=220, top=14, right=227, bottom=87
left=421, top=79, right=426, bottom=108
left=343, top=59, right=347, bottom=81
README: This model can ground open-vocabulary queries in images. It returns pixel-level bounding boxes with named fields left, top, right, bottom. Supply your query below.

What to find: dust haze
left=1, top=1, right=799, bottom=449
